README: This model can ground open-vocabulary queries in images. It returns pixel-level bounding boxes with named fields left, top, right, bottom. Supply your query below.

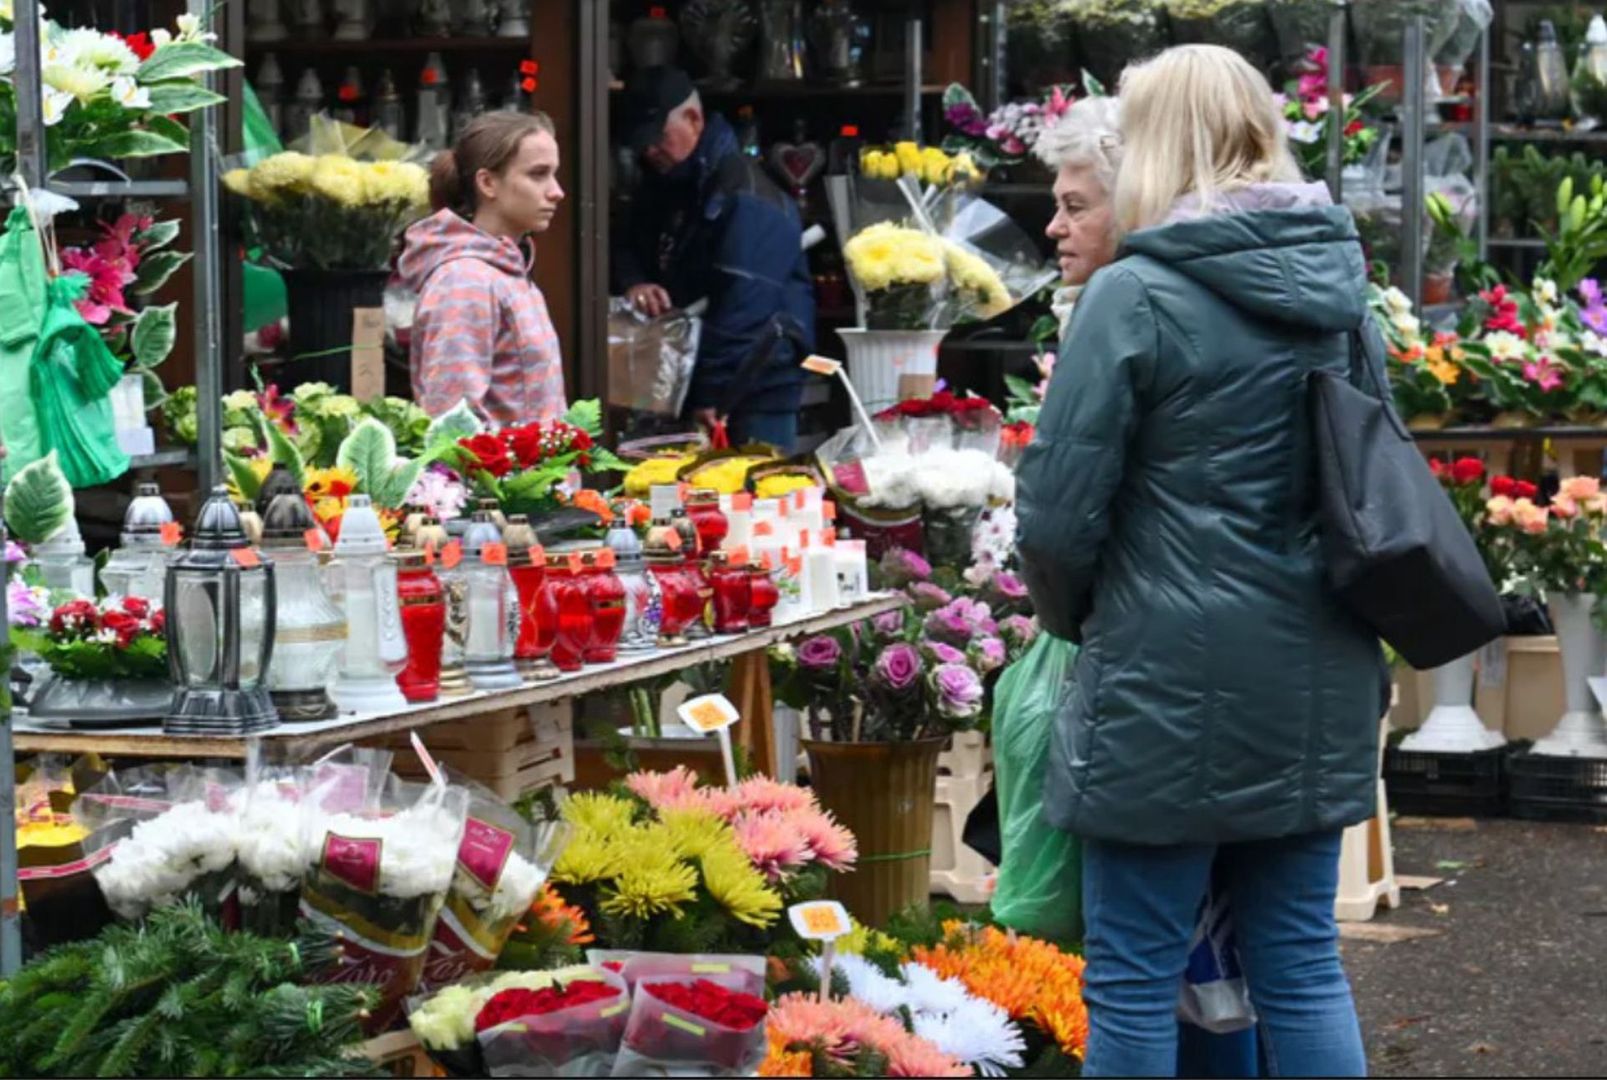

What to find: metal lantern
left=164, top=486, right=280, bottom=735
left=100, top=482, right=175, bottom=602
left=461, top=507, right=521, bottom=691
left=324, top=495, right=409, bottom=714
left=259, top=492, right=344, bottom=722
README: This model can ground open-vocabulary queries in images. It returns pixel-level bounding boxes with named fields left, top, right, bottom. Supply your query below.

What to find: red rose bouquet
left=453, top=416, right=626, bottom=516
left=615, top=976, right=770, bottom=1076
left=474, top=970, right=633, bottom=1077
left=14, top=597, right=168, bottom=680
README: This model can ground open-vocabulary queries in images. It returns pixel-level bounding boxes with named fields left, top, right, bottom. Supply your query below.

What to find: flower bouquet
left=12, top=595, right=172, bottom=726
left=0, top=12, right=238, bottom=177
left=451, top=415, right=624, bottom=519
left=1374, top=286, right=1463, bottom=425
left=760, top=992, right=972, bottom=1077
left=1457, top=280, right=1584, bottom=424
left=1278, top=47, right=1384, bottom=182
left=941, top=82, right=1078, bottom=169
left=614, top=976, right=770, bottom=1077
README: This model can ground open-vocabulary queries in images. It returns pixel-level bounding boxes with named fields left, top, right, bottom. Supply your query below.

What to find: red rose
left=1450, top=457, right=1485, bottom=485
left=1429, top=458, right=1446, bottom=478
left=460, top=433, right=512, bottom=477
left=1491, top=475, right=1516, bottom=497
left=1345, top=119, right=1364, bottom=136
left=118, top=30, right=156, bottom=60
left=149, top=609, right=167, bottom=634
left=505, top=424, right=544, bottom=468
left=1514, top=480, right=1539, bottom=499
left=122, top=595, right=152, bottom=618
left=101, top=610, right=142, bottom=647
left=49, top=599, right=101, bottom=637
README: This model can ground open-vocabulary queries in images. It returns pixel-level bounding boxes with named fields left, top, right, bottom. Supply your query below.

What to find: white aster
left=1382, top=286, right=1414, bottom=317
left=55, top=27, right=137, bottom=73
left=911, top=997, right=1027, bottom=1078
left=1288, top=120, right=1322, bottom=144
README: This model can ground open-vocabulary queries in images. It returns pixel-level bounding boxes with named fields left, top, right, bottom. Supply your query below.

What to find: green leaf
left=130, top=304, right=178, bottom=367
left=561, top=398, right=604, bottom=439
left=132, top=251, right=190, bottom=296
left=142, top=80, right=228, bottom=115
left=261, top=416, right=306, bottom=489
left=136, top=42, right=243, bottom=83
left=224, top=451, right=265, bottom=503
left=84, top=129, right=188, bottom=159
left=424, top=401, right=482, bottom=446
left=1004, top=373, right=1039, bottom=402
left=137, top=368, right=167, bottom=411
left=378, top=459, right=425, bottom=510
left=4, top=452, right=74, bottom=545
left=137, top=219, right=182, bottom=251
left=143, top=114, right=192, bottom=147
left=336, top=417, right=398, bottom=499
left=1082, top=70, right=1107, bottom=97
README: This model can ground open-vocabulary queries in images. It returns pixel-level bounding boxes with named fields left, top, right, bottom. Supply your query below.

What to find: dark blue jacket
left=613, top=115, right=815, bottom=415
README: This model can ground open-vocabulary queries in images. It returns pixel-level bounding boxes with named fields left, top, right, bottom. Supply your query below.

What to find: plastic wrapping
left=422, top=774, right=571, bottom=991
left=1166, top=0, right=1278, bottom=71
left=607, top=299, right=701, bottom=418
left=610, top=976, right=769, bottom=1078
left=408, top=965, right=618, bottom=1077
left=1178, top=879, right=1258, bottom=1035
left=299, top=775, right=470, bottom=1032
left=584, top=952, right=768, bottom=997
left=477, top=967, right=632, bottom=1078
left=1433, top=0, right=1493, bottom=76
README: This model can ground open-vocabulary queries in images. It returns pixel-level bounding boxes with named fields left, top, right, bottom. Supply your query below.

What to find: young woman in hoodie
left=1016, top=45, right=1380, bottom=1076
left=399, top=111, right=567, bottom=425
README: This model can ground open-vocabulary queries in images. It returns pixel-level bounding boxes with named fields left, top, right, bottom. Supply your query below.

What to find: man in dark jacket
left=614, top=66, right=815, bottom=452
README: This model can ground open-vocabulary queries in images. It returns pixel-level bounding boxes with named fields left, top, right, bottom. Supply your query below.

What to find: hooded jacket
left=1015, top=187, right=1388, bottom=846
left=398, top=208, right=566, bottom=425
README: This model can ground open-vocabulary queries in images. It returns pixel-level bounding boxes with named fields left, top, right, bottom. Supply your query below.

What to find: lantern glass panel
left=175, top=575, right=221, bottom=686
left=239, top=570, right=270, bottom=687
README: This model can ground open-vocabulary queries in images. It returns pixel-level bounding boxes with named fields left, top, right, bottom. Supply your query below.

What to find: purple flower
left=923, top=606, right=974, bottom=647
left=944, top=102, right=988, bottom=137
left=798, top=635, right=842, bottom=671
left=4, top=541, right=26, bottom=565
left=1001, top=614, right=1039, bottom=648
left=910, top=582, right=955, bottom=613
left=1582, top=279, right=1603, bottom=308
left=971, top=636, right=1007, bottom=673
left=923, top=641, right=967, bottom=665
left=7, top=580, right=49, bottom=628
left=989, top=570, right=1029, bottom=603
left=949, top=596, right=998, bottom=637
left=880, top=546, right=932, bottom=588
left=931, top=663, right=985, bottom=720
left=873, top=642, right=923, bottom=693
left=1585, top=303, right=1607, bottom=338
left=872, top=610, right=905, bottom=637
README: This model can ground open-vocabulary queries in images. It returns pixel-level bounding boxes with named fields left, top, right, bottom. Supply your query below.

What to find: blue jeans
left=1082, top=830, right=1365, bottom=1078
left=727, top=410, right=798, bottom=454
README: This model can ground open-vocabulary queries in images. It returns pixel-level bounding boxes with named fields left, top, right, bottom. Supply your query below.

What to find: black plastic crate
left=1507, top=752, right=1607, bottom=824
left=1384, top=745, right=1508, bottom=817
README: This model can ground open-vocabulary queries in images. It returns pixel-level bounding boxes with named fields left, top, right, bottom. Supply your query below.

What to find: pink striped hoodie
left=398, top=208, right=566, bottom=425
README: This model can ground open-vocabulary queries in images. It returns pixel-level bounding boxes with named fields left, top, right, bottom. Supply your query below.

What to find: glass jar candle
left=748, top=560, right=781, bottom=628
left=415, top=517, right=470, bottom=697
left=540, top=554, right=591, bottom=673
left=394, top=550, right=445, bottom=703
left=101, top=482, right=177, bottom=602
left=323, top=495, right=409, bottom=715
left=461, top=510, right=520, bottom=691
left=503, top=515, right=551, bottom=681
left=259, top=492, right=344, bottom=722
left=708, top=551, right=751, bottom=633
left=685, top=488, right=729, bottom=554
left=607, top=522, right=658, bottom=653
left=646, top=556, right=701, bottom=646
left=581, top=549, right=627, bottom=663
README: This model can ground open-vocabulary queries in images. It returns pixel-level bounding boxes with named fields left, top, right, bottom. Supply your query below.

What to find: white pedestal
left=1537, top=594, right=1607, bottom=758
left=1401, top=651, right=1505, bottom=753
left=1336, top=715, right=1401, bottom=922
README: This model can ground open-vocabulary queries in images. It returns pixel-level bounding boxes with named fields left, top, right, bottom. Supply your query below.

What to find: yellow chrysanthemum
left=943, top=241, right=1012, bottom=319
left=362, top=160, right=429, bottom=207
left=843, top=222, right=945, bottom=293
left=222, top=168, right=252, bottom=196
left=249, top=151, right=316, bottom=198
left=655, top=806, right=728, bottom=859
left=561, top=792, right=639, bottom=842
left=894, top=141, right=922, bottom=175
left=551, top=829, right=621, bottom=886
left=699, top=841, right=783, bottom=928
left=836, top=919, right=902, bottom=958
left=310, top=154, right=367, bottom=207
left=42, top=63, right=110, bottom=102
left=598, top=843, right=698, bottom=920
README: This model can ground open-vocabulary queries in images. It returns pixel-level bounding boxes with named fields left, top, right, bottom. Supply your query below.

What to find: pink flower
left=1551, top=494, right=1579, bottom=519
left=731, top=775, right=816, bottom=815
left=1512, top=497, right=1548, bottom=535
left=766, top=995, right=969, bottom=1078
left=1301, top=95, right=1330, bottom=120
left=784, top=806, right=858, bottom=872
left=60, top=247, right=134, bottom=325
left=1485, top=495, right=1514, bottom=526
left=626, top=766, right=702, bottom=809
left=1522, top=355, right=1565, bottom=392
left=732, top=811, right=813, bottom=881
left=1559, top=476, right=1601, bottom=502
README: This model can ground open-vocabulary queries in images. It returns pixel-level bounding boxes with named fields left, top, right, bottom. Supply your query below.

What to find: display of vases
left=837, top=328, right=947, bottom=414
left=808, top=0, right=869, bottom=87
left=284, top=68, right=324, bottom=143
left=414, top=0, right=451, bottom=37
left=681, top=0, right=757, bottom=92
left=1536, top=593, right=1607, bottom=757
left=248, top=0, right=289, bottom=42
left=286, top=0, right=325, bottom=40
left=1400, top=650, right=1506, bottom=753
left=757, top=0, right=807, bottom=83
left=331, top=0, right=370, bottom=42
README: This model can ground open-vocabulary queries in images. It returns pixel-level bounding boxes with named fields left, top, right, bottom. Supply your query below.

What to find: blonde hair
left=1113, top=44, right=1300, bottom=234
left=1034, top=96, right=1123, bottom=194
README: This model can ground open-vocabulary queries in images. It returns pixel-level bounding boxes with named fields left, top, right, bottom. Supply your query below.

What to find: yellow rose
left=947, top=152, right=981, bottom=186
left=919, top=146, right=951, bottom=185
left=310, top=155, right=367, bottom=207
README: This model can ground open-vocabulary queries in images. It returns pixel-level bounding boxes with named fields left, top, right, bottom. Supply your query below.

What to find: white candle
left=834, top=540, right=868, bottom=607
left=466, top=572, right=503, bottom=660
left=805, top=540, right=840, bottom=614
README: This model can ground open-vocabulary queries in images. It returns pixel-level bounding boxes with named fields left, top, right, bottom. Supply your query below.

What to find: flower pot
left=25, top=674, right=174, bottom=729
left=1490, top=410, right=1534, bottom=429
left=282, top=268, right=390, bottom=391
left=922, top=504, right=983, bottom=571
left=1423, top=270, right=1455, bottom=306
left=804, top=735, right=946, bottom=928
left=1536, top=594, right=1607, bottom=757
left=1400, top=650, right=1505, bottom=753
left=1406, top=412, right=1451, bottom=431
left=837, top=328, right=948, bottom=414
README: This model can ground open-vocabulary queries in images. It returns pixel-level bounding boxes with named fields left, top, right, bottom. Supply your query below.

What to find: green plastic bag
left=0, top=205, right=49, bottom=484
left=990, top=632, right=1083, bottom=942
left=30, top=274, right=130, bottom=488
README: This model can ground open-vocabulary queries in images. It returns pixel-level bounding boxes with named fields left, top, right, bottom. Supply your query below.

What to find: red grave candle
left=395, top=552, right=445, bottom=703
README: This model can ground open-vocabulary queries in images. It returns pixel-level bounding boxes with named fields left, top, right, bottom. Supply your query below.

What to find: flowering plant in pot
left=11, top=595, right=173, bottom=725
left=1458, top=279, right=1590, bottom=424
left=1277, top=46, right=1384, bottom=182
left=1373, top=286, right=1463, bottom=425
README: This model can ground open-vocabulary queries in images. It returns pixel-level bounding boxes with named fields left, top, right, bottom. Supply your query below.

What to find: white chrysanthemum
left=900, top=961, right=972, bottom=1014
left=821, top=953, right=908, bottom=1015
left=55, top=27, right=139, bottom=73
left=42, top=61, right=110, bottom=102
left=309, top=799, right=463, bottom=898
left=235, top=780, right=306, bottom=892
left=94, top=800, right=239, bottom=919
left=41, top=86, right=73, bottom=126
left=911, top=997, right=1027, bottom=1078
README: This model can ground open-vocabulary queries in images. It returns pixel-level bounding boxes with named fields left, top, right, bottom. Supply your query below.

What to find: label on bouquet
left=801, top=354, right=842, bottom=376
left=84, top=794, right=171, bottom=814
left=457, top=817, right=515, bottom=892
left=789, top=900, right=850, bottom=941
left=17, top=844, right=115, bottom=880
left=678, top=693, right=740, bottom=735
left=321, top=833, right=383, bottom=895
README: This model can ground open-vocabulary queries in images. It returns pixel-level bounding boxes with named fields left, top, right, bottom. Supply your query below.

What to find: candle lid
left=121, top=481, right=175, bottom=539
left=260, top=490, right=320, bottom=548
left=333, top=494, right=389, bottom=555
left=189, top=486, right=250, bottom=551
left=502, top=514, right=540, bottom=564
left=254, top=463, right=302, bottom=517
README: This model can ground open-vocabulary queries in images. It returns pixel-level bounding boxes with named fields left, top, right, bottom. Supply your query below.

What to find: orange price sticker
left=823, top=501, right=837, bottom=522
left=481, top=542, right=509, bottom=566
left=304, top=528, right=326, bottom=553
left=441, top=541, right=464, bottom=570
left=530, top=544, right=546, bottom=563
left=159, top=521, right=183, bottom=547
left=753, top=521, right=774, bottom=538
left=788, top=900, right=851, bottom=941
left=728, top=546, right=749, bottom=567
left=567, top=552, right=585, bottom=574
left=678, top=693, right=740, bottom=734
left=597, top=548, right=616, bottom=569
left=664, top=530, right=683, bottom=552
left=230, top=548, right=261, bottom=569
left=730, top=492, right=754, bottom=512
left=424, top=541, right=437, bottom=566
left=823, top=528, right=837, bottom=546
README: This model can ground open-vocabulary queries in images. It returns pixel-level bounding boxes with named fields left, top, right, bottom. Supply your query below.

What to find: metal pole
left=1, top=517, right=18, bottom=977
left=1402, top=15, right=1427, bottom=310
left=190, top=0, right=224, bottom=494
left=577, top=0, right=609, bottom=405
left=979, top=2, right=1005, bottom=113
left=1474, top=25, right=1490, bottom=261
left=1325, top=0, right=1346, bottom=203
left=13, top=0, right=46, bottom=189
left=905, top=12, right=924, bottom=143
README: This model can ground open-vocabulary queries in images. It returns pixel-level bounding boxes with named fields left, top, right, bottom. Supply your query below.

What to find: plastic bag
left=1433, top=0, right=1493, bottom=74
left=1178, top=877, right=1258, bottom=1035
left=610, top=976, right=769, bottom=1078
left=421, top=772, right=571, bottom=991
left=584, top=951, right=767, bottom=998
left=988, top=633, right=1083, bottom=941
left=477, top=966, right=632, bottom=1077
left=607, top=298, right=702, bottom=418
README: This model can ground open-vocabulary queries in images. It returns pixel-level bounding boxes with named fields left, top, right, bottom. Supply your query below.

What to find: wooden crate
left=373, top=702, right=575, bottom=801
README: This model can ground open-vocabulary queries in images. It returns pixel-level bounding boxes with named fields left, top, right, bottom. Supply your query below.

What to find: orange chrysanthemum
left=912, top=921, right=1089, bottom=1060
left=529, top=882, right=594, bottom=945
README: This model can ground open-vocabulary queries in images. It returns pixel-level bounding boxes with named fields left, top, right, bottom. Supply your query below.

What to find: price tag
left=567, top=552, right=585, bottom=574
left=727, top=546, right=749, bottom=567
left=424, top=541, right=437, bottom=566
left=753, top=522, right=774, bottom=538
left=159, top=521, right=183, bottom=547
left=441, top=540, right=464, bottom=570
left=678, top=693, right=740, bottom=734
left=664, top=530, right=683, bottom=552
left=794, top=490, right=809, bottom=511
left=801, top=354, right=843, bottom=376
left=304, top=528, right=326, bottom=553
left=789, top=900, right=851, bottom=941
left=596, top=548, right=616, bottom=570
left=731, top=493, right=754, bottom=512
left=823, top=528, right=837, bottom=546
left=230, top=548, right=261, bottom=568
left=481, top=542, right=509, bottom=566
left=823, top=501, right=837, bottom=522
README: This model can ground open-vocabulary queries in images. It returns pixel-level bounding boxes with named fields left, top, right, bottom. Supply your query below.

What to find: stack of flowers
left=1456, top=278, right=1603, bottom=425
left=857, top=141, right=982, bottom=188
left=942, top=82, right=1078, bottom=167
left=451, top=417, right=623, bottom=517
left=1376, top=285, right=1468, bottom=425
left=1485, top=474, right=1607, bottom=597
left=615, top=977, right=771, bottom=1076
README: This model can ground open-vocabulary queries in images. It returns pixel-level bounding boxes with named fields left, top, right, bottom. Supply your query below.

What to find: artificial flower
left=879, top=546, right=932, bottom=587
left=1522, top=355, right=1566, bottom=392
left=1482, top=330, right=1528, bottom=363
left=932, top=663, right=985, bottom=720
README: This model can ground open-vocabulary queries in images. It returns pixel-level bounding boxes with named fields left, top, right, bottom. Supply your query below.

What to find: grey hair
left=1034, top=96, right=1123, bottom=192
left=676, top=90, right=703, bottom=123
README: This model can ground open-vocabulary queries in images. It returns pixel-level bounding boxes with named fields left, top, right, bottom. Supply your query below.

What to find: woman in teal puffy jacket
left=1016, top=45, right=1381, bottom=1077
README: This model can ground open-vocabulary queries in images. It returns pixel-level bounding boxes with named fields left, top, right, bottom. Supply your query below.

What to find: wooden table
left=10, top=595, right=903, bottom=778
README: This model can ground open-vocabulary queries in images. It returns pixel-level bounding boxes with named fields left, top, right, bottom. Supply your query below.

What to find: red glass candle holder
left=395, top=554, right=445, bottom=703
left=685, top=489, right=729, bottom=554
left=747, top=563, right=780, bottom=629
left=647, top=558, right=702, bottom=645
left=709, top=553, right=751, bottom=633
left=540, top=555, right=592, bottom=673
left=581, top=549, right=627, bottom=663
left=509, top=558, right=550, bottom=673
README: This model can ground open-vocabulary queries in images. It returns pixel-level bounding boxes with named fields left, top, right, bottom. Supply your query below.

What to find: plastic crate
left=1507, top=752, right=1607, bottom=824
left=1383, top=745, right=1508, bottom=817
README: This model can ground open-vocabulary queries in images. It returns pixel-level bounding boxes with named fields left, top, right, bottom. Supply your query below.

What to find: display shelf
left=1489, top=124, right=1607, bottom=145
left=1411, top=425, right=1607, bottom=442
left=244, top=36, right=530, bottom=55
left=1487, top=237, right=1546, bottom=250
left=606, top=81, right=943, bottom=99
left=10, top=594, right=904, bottom=760
left=982, top=181, right=1052, bottom=196
left=942, top=337, right=1036, bottom=352
left=127, top=448, right=195, bottom=469
left=0, top=178, right=189, bottom=199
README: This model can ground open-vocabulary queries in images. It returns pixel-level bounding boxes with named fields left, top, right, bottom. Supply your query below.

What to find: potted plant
left=1066, top=0, right=1170, bottom=89
left=1349, top=0, right=1461, bottom=105
left=1372, top=285, right=1460, bottom=427
left=1278, top=47, right=1385, bottom=183
left=1165, top=0, right=1277, bottom=72
left=1003, top=0, right=1081, bottom=96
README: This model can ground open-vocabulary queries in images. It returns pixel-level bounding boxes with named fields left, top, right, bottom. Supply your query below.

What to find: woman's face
left=478, top=131, right=565, bottom=235
left=1046, top=163, right=1117, bottom=286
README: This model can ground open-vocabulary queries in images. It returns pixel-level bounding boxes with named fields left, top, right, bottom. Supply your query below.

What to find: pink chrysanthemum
left=733, top=775, right=817, bottom=815
left=765, top=995, right=969, bottom=1078
left=625, top=766, right=702, bottom=809
left=785, top=807, right=858, bottom=872
left=732, top=810, right=813, bottom=881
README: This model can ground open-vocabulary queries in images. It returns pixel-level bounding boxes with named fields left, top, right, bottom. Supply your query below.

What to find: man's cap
left=620, top=66, right=696, bottom=154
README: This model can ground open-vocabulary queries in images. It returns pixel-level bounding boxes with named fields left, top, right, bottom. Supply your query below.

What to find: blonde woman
left=1016, top=45, right=1378, bottom=1077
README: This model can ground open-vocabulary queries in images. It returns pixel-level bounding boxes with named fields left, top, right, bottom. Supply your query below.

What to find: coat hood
left=1119, top=182, right=1368, bottom=333
left=397, top=208, right=528, bottom=293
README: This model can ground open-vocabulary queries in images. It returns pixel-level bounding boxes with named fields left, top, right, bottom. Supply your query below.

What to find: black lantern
left=163, top=486, right=280, bottom=735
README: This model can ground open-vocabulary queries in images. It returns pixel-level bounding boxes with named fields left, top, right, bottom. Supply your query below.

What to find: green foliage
left=135, top=41, right=244, bottom=83
left=129, top=303, right=178, bottom=368
left=1540, top=173, right=1607, bottom=294
left=3, top=451, right=74, bottom=544
left=12, top=628, right=168, bottom=680
left=0, top=901, right=379, bottom=1078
